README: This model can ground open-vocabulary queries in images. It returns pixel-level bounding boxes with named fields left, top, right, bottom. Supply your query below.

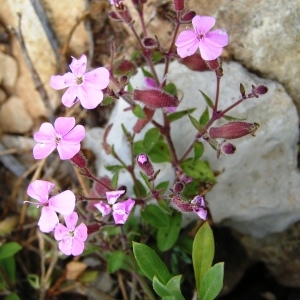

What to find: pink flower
left=33, top=117, right=85, bottom=160
left=94, top=190, right=135, bottom=224
left=50, top=55, right=110, bottom=109
left=191, top=196, right=207, bottom=220
left=54, top=212, right=88, bottom=256
left=26, top=180, right=76, bottom=233
left=175, top=15, right=228, bottom=61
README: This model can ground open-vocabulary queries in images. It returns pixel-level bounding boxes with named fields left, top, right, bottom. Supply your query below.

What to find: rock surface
left=86, top=61, right=300, bottom=238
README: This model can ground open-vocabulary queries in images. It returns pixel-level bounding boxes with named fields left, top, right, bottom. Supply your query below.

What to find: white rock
left=0, top=52, right=18, bottom=92
left=87, top=61, right=300, bottom=237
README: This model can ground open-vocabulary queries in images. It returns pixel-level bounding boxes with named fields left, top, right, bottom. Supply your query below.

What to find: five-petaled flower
left=50, top=55, right=110, bottom=109
left=94, top=190, right=135, bottom=224
left=26, top=180, right=76, bottom=233
left=54, top=212, right=88, bottom=256
left=175, top=15, right=228, bottom=61
left=33, top=117, right=85, bottom=160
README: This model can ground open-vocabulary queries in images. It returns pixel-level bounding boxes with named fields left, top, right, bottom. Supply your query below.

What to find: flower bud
left=173, top=181, right=184, bottom=194
left=217, top=142, right=236, bottom=158
left=209, top=122, right=260, bottom=140
left=70, top=151, right=87, bottom=168
left=137, top=153, right=154, bottom=176
left=205, top=57, right=222, bottom=71
left=179, top=53, right=210, bottom=72
left=173, top=0, right=184, bottom=11
left=252, top=85, right=268, bottom=96
left=180, top=10, right=196, bottom=23
left=142, top=37, right=159, bottom=49
left=134, top=89, right=179, bottom=109
left=87, top=223, right=101, bottom=235
left=114, top=59, right=136, bottom=75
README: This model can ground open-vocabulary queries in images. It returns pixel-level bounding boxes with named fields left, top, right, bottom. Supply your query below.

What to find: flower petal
left=193, top=207, right=207, bottom=220
left=50, top=73, right=76, bottom=90
left=27, top=180, right=54, bottom=203
left=61, top=85, right=79, bottom=107
left=64, top=212, right=78, bottom=231
left=54, top=117, right=75, bottom=136
left=33, top=142, right=56, bottom=159
left=57, top=142, right=81, bottom=160
left=58, top=237, right=72, bottom=255
left=34, top=123, right=56, bottom=143
left=69, top=55, right=87, bottom=77
left=38, top=207, right=59, bottom=233
left=62, top=124, right=85, bottom=144
left=106, top=190, right=125, bottom=205
left=49, top=190, right=75, bottom=215
left=75, top=223, right=88, bottom=241
left=54, top=223, right=69, bottom=241
left=192, top=16, right=215, bottom=35
left=84, top=67, right=110, bottom=90
left=175, top=30, right=199, bottom=58
left=94, top=202, right=111, bottom=216
left=112, top=198, right=135, bottom=224
left=77, top=85, right=103, bottom=109
left=70, top=237, right=85, bottom=256
left=199, top=39, right=223, bottom=60
left=205, top=30, right=228, bottom=47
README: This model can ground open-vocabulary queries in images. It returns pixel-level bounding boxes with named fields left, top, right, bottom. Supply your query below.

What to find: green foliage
left=143, top=128, right=160, bottom=151
left=163, top=82, right=177, bottom=95
left=188, top=114, right=205, bottom=131
left=152, top=52, right=164, bottom=62
left=180, top=158, right=216, bottom=183
left=199, top=107, right=210, bottom=126
left=107, top=250, right=130, bottom=273
left=141, top=204, right=169, bottom=228
left=193, top=141, right=204, bottom=162
left=133, top=104, right=147, bottom=119
left=199, top=90, right=214, bottom=109
left=167, top=108, right=196, bottom=123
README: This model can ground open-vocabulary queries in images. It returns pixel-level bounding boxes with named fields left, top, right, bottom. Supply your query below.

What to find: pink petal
left=38, top=206, right=59, bottom=233
left=70, top=237, right=85, bottom=256
left=84, top=67, right=110, bottom=90
left=64, top=212, right=78, bottom=230
left=69, top=55, right=87, bottom=77
left=27, top=180, right=54, bottom=203
left=194, top=208, right=207, bottom=220
left=112, top=198, right=135, bottom=224
left=54, top=223, right=69, bottom=241
left=106, top=190, right=125, bottom=205
left=94, top=202, right=111, bottom=216
left=205, top=30, right=228, bottom=47
left=50, top=73, right=76, bottom=90
left=192, top=16, right=215, bottom=35
left=144, top=77, right=157, bottom=89
left=77, top=85, right=103, bottom=109
left=198, top=40, right=223, bottom=60
left=34, top=123, right=56, bottom=143
left=62, top=124, right=85, bottom=144
left=75, top=223, right=88, bottom=241
left=54, top=117, right=75, bottom=136
left=33, top=142, right=56, bottom=159
left=61, top=85, right=79, bottom=107
left=57, top=142, right=81, bottom=160
left=175, top=30, right=199, bottom=58
left=58, top=237, right=72, bottom=255
left=49, top=190, right=75, bottom=215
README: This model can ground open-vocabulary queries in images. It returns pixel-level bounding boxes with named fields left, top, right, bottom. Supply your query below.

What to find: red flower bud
left=142, top=37, right=159, bottom=49
left=70, top=151, right=87, bottom=168
left=180, top=10, right=196, bottom=23
left=137, top=153, right=154, bottom=176
left=173, top=181, right=184, bottom=193
left=205, top=58, right=222, bottom=71
left=179, top=53, right=210, bottom=72
left=209, top=122, right=260, bottom=140
left=217, top=142, right=236, bottom=158
left=114, top=59, right=136, bottom=76
left=134, top=89, right=179, bottom=109
left=252, top=85, right=268, bottom=96
left=173, top=0, right=184, bottom=11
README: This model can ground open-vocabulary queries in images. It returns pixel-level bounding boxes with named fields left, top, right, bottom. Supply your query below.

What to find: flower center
left=55, top=134, right=62, bottom=145
left=76, top=76, right=83, bottom=85
left=69, top=230, right=75, bottom=238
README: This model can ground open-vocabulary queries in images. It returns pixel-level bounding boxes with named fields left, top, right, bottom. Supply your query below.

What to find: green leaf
left=152, top=52, right=164, bottom=62
left=133, top=140, right=144, bottom=157
left=5, top=293, right=20, bottom=300
left=79, top=270, right=99, bottom=283
left=133, top=179, right=147, bottom=198
left=188, top=115, right=204, bottom=131
left=153, top=276, right=171, bottom=297
left=167, top=108, right=196, bottom=123
left=222, top=114, right=246, bottom=121
left=193, top=141, right=204, bottom=162
left=133, top=104, right=147, bottom=119
left=141, top=204, right=169, bottom=228
left=139, top=171, right=152, bottom=190
left=143, top=128, right=160, bottom=151
left=111, top=168, right=119, bottom=190
left=199, top=90, right=214, bottom=109
left=0, top=242, right=22, bottom=260
left=105, top=164, right=125, bottom=172
left=27, top=274, right=40, bottom=289
left=148, top=139, right=171, bottom=163
left=165, top=275, right=185, bottom=300
left=101, top=96, right=114, bottom=106
left=155, top=181, right=170, bottom=194
left=141, top=67, right=154, bottom=78
left=107, top=251, right=129, bottom=273
left=0, top=256, right=15, bottom=285
left=133, top=242, right=172, bottom=284
left=176, top=235, right=193, bottom=256
left=127, top=81, right=134, bottom=93
left=180, top=158, right=216, bottom=183
left=163, top=83, right=177, bottom=95
left=199, top=107, right=209, bottom=126
left=157, top=212, right=182, bottom=251
left=199, top=262, right=224, bottom=300
left=193, top=222, right=215, bottom=296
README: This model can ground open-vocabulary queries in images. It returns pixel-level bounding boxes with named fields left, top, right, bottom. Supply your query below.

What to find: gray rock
left=86, top=61, right=300, bottom=237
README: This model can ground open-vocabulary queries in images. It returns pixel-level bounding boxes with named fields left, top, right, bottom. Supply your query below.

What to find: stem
left=213, top=74, right=221, bottom=113
left=82, top=167, right=112, bottom=191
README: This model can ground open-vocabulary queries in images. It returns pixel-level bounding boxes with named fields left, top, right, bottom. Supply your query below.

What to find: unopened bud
left=87, top=223, right=101, bottom=235
left=180, top=10, right=196, bottom=23
left=217, top=142, right=236, bottom=158
left=114, top=59, right=136, bottom=75
left=134, top=89, right=179, bottom=109
left=142, top=37, right=158, bottom=49
left=70, top=151, right=87, bottom=168
left=205, top=58, right=222, bottom=71
left=180, top=53, right=210, bottom=72
left=137, top=153, right=154, bottom=176
left=209, top=122, right=260, bottom=140
left=173, top=181, right=184, bottom=193
left=173, top=0, right=184, bottom=11
left=252, top=85, right=268, bottom=96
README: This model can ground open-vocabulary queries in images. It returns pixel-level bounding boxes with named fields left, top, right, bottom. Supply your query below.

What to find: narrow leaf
left=193, top=141, right=204, bottom=162
left=188, top=115, right=204, bottom=131
left=153, top=276, right=171, bottom=297
left=199, top=107, right=209, bottom=126
left=111, top=168, right=119, bottom=190
left=167, top=108, right=196, bottom=123
left=140, top=171, right=152, bottom=190
left=133, top=104, right=147, bottom=119
left=166, top=275, right=185, bottom=300
left=163, top=83, right=177, bottom=95
left=199, top=90, right=214, bottom=109
left=0, top=242, right=22, bottom=260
